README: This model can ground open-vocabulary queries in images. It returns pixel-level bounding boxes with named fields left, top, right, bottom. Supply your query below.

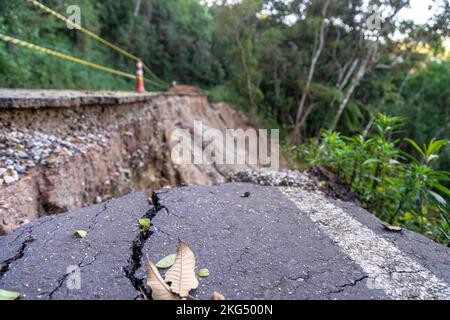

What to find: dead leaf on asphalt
left=212, top=291, right=225, bottom=300
left=165, top=240, right=199, bottom=298
left=146, top=241, right=222, bottom=300
left=381, top=223, right=402, bottom=232
left=146, top=258, right=180, bottom=300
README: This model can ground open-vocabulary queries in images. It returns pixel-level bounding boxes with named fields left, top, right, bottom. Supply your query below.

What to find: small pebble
left=232, top=170, right=318, bottom=191
left=0, top=128, right=108, bottom=184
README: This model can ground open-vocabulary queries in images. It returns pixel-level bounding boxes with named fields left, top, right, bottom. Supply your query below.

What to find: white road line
left=282, top=187, right=450, bottom=300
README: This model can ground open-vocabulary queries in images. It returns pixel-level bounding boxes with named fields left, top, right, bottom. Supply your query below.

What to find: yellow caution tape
left=0, top=33, right=137, bottom=80
left=27, top=0, right=139, bottom=61
left=26, top=0, right=167, bottom=87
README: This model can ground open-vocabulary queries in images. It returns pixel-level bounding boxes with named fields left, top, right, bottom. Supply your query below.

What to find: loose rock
left=0, top=128, right=108, bottom=184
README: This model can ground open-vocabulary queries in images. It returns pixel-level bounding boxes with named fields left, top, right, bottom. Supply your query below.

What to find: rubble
left=0, top=129, right=109, bottom=183
left=231, top=170, right=318, bottom=190
left=0, top=166, right=19, bottom=185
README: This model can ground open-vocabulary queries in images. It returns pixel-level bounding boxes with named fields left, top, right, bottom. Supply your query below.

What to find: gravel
left=231, top=170, right=318, bottom=190
left=0, top=128, right=109, bottom=184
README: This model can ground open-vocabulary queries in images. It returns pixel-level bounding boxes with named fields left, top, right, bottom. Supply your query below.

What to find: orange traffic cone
left=136, top=60, right=145, bottom=93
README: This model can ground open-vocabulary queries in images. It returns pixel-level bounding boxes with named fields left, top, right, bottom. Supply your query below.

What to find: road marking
left=282, top=187, right=450, bottom=300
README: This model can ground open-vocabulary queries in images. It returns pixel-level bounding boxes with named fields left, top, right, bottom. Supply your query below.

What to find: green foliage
left=0, top=0, right=222, bottom=90
left=1, top=0, right=449, bottom=242
left=1, top=1, right=448, bottom=150
left=305, top=114, right=450, bottom=244
left=207, top=82, right=250, bottom=110
left=390, top=60, right=450, bottom=174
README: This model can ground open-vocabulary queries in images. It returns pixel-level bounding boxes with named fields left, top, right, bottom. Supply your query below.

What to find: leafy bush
left=207, top=83, right=249, bottom=110
left=304, top=114, right=450, bottom=244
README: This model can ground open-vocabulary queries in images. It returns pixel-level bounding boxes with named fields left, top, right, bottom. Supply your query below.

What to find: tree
left=292, top=0, right=330, bottom=141
left=211, top=0, right=264, bottom=116
left=329, top=0, right=409, bottom=131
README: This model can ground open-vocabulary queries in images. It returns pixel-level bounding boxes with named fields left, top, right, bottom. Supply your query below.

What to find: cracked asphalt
left=0, top=194, right=151, bottom=300
left=0, top=183, right=449, bottom=300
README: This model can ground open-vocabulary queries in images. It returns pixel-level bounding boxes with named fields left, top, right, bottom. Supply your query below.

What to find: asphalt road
left=0, top=183, right=449, bottom=300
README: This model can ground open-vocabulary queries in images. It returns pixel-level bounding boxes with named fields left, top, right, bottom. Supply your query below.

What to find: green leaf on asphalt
left=155, top=254, right=176, bottom=269
left=198, top=268, right=210, bottom=277
left=0, top=289, right=22, bottom=300
left=138, top=218, right=152, bottom=229
left=73, top=230, right=88, bottom=238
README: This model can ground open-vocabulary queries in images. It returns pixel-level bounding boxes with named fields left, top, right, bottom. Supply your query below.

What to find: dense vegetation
left=291, top=114, right=450, bottom=243
left=0, top=0, right=449, bottom=243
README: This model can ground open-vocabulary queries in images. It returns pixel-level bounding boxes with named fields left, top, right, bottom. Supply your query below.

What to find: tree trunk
left=363, top=112, right=376, bottom=138
left=292, top=0, right=330, bottom=141
left=316, top=58, right=359, bottom=137
left=338, top=58, right=359, bottom=90
left=328, top=4, right=406, bottom=132
left=236, top=32, right=257, bottom=115
left=134, top=0, right=142, bottom=16
left=329, top=44, right=376, bottom=132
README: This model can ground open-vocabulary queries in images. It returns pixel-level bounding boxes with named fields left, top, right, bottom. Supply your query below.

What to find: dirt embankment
left=0, top=89, right=257, bottom=234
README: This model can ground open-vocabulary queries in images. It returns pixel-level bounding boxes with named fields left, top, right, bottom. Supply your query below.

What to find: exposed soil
left=0, top=90, right=257, bottom=234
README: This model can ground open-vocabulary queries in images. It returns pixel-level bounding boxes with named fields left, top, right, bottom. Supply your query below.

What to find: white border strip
left=282, top=187, right=450, bottom=300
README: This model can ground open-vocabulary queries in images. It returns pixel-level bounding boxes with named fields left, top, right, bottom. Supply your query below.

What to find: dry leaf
left=165, top=240, right=199, bottom=298
left=382, top=223, right=402, bottom=232
left=212, top=291, right=225, bottom=300
left=146, top=258, right=180, bottom=300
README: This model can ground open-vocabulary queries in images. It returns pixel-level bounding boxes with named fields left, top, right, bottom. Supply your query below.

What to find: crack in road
left=156, top=227, right=173, bottom=238
left=7, top=215, right=57, bottom=246
left=87, top=199, right=112, bottom=232
left=329, top=276, right=369, bottom=294
left=123, top=192, right=162, bottom=300
left=3, top=182, right=448, bottom=300
left=40, top=201, right=112, bottom=299
left=47, top=272, right=73, bottom=300
left=46, top=246, right=101, bottom=299
left=0, top=237, right=34, bottom=280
